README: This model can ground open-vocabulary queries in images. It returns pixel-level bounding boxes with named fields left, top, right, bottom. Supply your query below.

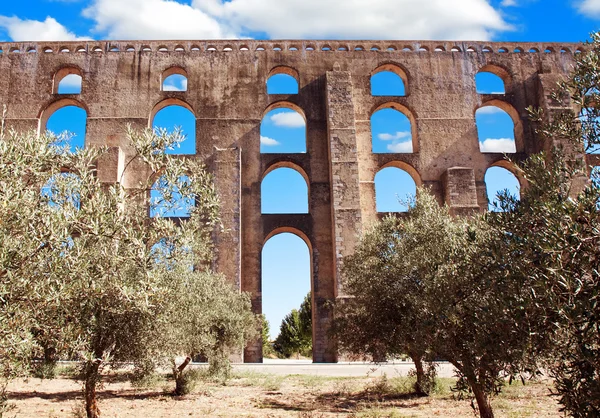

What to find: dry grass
left=5, top=368, right=562, bottom=417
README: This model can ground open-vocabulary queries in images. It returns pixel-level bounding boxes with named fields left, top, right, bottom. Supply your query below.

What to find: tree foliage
left=0, top=124, right=257, bottom=417
left=337, top=33, right=600, bottom=418
left=273, top=292, right=312, bottom=358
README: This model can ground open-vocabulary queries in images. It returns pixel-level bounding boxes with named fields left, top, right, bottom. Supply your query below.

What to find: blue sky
left=12, top=0, right=600, bottom=343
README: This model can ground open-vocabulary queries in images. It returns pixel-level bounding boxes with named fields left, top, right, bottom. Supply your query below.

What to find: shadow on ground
left=256, top=389, right=427, bottom=413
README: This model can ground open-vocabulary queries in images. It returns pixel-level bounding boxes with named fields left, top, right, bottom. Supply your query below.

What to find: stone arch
left=150, top=98, right=196, bottom=154
left=266, top=66, right=300, bottom=94
left=264, top=226, right=313, bottom=252
left=370, top=102, right=419, bottom=153
left=52, top=66, right=83, bottom=94
left=161, top=67, right=188, bottom=91
left=489, top=159, right=527, bottom=189
left=484, top=163, right=522, bottom=211
left=378, top=161, right=422, bottom=186
left=476, top=64, right=512, bottom=94
left=371, top=63, right=409, bottom=96
left=475, top=99, right=523, bottom=152
left=374, top=164, right=418, bottom=212
left=38, top=98, right=89, bottom=139
left=261, top=101, right=307, bottom=153
left=261, top=164, right=309, bottom=214
left=149, top=98, right=195, bottom=125
left=261, top=226, right=315, bottom=358
left=263, top=160, right=310, bottom=188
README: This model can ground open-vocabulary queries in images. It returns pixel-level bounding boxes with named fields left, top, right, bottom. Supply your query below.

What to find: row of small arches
left=52, top=61, right=510, bottom=101
left=2, top=44, right=584, bottom=55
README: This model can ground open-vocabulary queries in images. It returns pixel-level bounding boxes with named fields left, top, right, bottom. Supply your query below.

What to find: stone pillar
left=325, top=68, right=363, bottom=298
left=537, top=73, right=588, bottom=196
left=442, top=167, right=480, bottom=216
left=210, top=147, right=242, bottom=288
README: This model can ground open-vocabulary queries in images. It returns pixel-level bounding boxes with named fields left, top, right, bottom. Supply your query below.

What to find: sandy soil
left=5, top=369, right=563, bottom=417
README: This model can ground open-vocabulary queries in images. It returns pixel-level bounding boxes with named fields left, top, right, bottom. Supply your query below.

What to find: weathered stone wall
left=0, top=39, right=582, bottom=363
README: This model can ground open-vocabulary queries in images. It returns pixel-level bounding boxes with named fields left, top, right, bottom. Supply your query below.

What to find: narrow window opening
left=260, top=107, right=306, bottom=154
left=485, top=166, right=520, bottom=211
left=46, top=105, right=87, bottom=152
left=476, top=106, right=516, bottom=153
left=267, top=73, right=298, bottom=95
left=375, top=167, right=416, bottom=212
left=152, top=105, right=196, bottom=155
left=57, top=74, right=82, bottom=95
left=476, top=71, right=506, bottom=95
left=371, top=108, right=413, bottom=153
left=162, top=74, right=188, bottom=92
left=261, top=168, right=308, bottom=214
left=371, top=71, right=406, bottom=96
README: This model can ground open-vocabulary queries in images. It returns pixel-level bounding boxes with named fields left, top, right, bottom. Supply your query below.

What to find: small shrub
left=174, top=368, right=203, bottom=396
left=32, top=362, right=57, bottom=379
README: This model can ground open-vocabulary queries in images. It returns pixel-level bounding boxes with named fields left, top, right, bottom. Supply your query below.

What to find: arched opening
left=162, top=74, right=188, bottom=91
left=45, top=104, right=87, bottom=151
left=476, top=73, right=505, bottom=94
left=371, top=64, right=407, bottom=96
left=371, top=106, right=414, bottom=153
left=261, top=167, right=309, bottom=214
left=260, top=104, right=306, bottom=154
left=53, top=67, right=82, bottom=94
left=476, top=65, right=509, bottom=94
left=267, top=67, right=299, bottom=95
left=485, top=166, right=520, bottom=211
left=151, top=101, right=196, bottom=155
left=476, top=105, right=516, bottom=153
left=57, top=75, right=82, bottom=94
left=149, top=175, right=194, bottom=218
left=262, top=231, right=312, bottom=358
left=375, top=166, right=417, bottom=212
left=41, top=172, right=81, bottom=210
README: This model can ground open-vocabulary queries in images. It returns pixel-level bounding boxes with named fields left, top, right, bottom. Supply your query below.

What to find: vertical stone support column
left=325, top=68, right=363, bottom=298
left=211, top=146, right=243, bottom=362
left=442, top=167, right=480, bottom=216
left=537, top=73, right=588, bottom=195
left=210, top=147, right=242, bottom=288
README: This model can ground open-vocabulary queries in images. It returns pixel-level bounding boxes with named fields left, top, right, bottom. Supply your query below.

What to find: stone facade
left=0, top=39, right=589, bottom=363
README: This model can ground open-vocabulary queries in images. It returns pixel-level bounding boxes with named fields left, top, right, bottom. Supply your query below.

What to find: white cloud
left=260, top=135, right=280, bottom=146
left=577, top=0, right=600, bottom=17
left=59, top=74, right=82, bottom=89
left=387, top=141, right=413, bottom=153
left=0, top=16, right=90, bottom=41
left=163, top=78, right=188, bottom=91
left=378, top=131, right=411, bottom=141
left=479, top=138, right=516, bottom=153
left=270, top=112, right=305, bottom=128
left=193, top=0, right=511, bottom=40
left=82, top=0, right=235, bottom=40
left=477, top=106, right=504, bottom=115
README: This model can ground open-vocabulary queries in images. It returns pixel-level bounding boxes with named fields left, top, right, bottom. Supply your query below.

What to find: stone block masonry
left=0, top=39, right=582, bottom=363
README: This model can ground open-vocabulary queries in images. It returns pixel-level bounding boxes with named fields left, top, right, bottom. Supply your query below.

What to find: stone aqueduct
left=0, top=39, right=591, bottom=363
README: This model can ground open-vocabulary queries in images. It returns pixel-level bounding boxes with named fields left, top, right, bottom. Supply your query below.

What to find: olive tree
left=337, top=191, right=544, bottom=417
left=0, top=123, right=257, bottom=418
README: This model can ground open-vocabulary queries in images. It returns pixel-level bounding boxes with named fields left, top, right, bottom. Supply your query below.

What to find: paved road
left=231, top=359, right=457, bottom=378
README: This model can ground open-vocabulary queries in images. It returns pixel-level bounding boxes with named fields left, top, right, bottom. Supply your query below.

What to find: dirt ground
left=6, top=367, right=563, bottom=417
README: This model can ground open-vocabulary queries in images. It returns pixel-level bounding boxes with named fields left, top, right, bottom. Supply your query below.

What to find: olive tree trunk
left=84, top=359, right=102, bottom=418
left=173, top=356, right=192, bottom=396
left=469, top=379, right=494, bottom=418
